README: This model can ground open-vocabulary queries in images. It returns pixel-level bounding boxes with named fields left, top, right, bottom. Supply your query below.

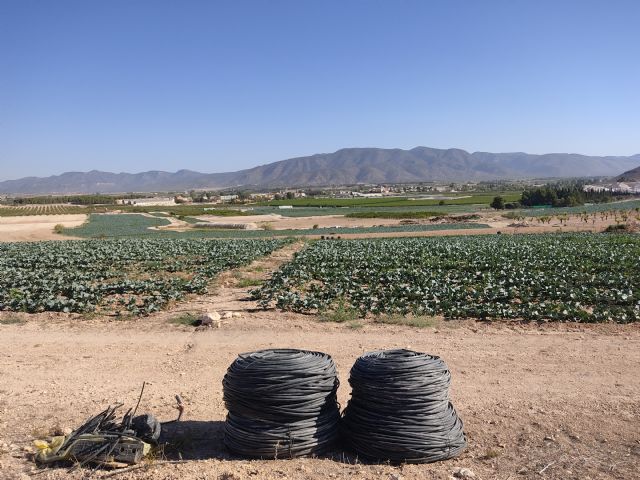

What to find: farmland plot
left=64, top=213, right=490, bottom=238
left=0, top=238, right=288, bottom=315
left=254, top=234, right=640, bottom=322
left=0, top=204, right=89, bottom=216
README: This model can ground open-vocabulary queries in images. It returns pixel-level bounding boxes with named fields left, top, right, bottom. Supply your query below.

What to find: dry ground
left=196, top=214, right=406, bottom=230
left=0, top=208, right=636, bottom=242
left=0, top=245, right=639, bottom=480
left=158, top=211, right=638, bottom=238
left=0, top=215, right=86, bottom=242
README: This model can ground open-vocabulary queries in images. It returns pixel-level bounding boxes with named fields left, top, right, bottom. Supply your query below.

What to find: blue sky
left=1, top=1, right=639, bottom=180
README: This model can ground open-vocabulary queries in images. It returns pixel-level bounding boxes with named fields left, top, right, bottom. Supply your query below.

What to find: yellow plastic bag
left=34, top=436, right=66, bottom=462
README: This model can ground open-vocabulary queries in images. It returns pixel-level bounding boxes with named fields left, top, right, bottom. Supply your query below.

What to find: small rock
left=62, top=427, right=72, bottom=436
left=221, top=311, right=233, bottom=320
left=194, top=312, right=221, bottom=326
left=232, top=312, right=242, bottom=318
left=390, top=474, right=404, bottom=480
left=453, top=467, right=476, bottom=479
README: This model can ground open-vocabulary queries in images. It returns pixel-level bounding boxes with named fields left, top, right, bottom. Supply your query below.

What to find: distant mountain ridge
left=617, top=165, right=640, bottom=182
left=1, top=147, right=639, bottom=195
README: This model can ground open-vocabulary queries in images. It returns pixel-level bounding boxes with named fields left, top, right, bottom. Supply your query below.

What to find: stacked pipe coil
left=222, top=348, right=340, bottom=458
left=341, top=349, right=466, bottom=463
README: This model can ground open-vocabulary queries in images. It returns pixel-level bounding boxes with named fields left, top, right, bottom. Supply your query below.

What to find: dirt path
left=0, top=244, right=639, bottom=480
left=164, top=240, right=305, bottom=315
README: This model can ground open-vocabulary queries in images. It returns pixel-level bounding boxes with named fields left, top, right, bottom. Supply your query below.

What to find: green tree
left=490, top=196, right=505, bottom=210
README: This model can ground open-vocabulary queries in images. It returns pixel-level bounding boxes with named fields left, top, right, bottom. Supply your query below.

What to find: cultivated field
left=0, top=244, right=638, bottom=480
left=0, top=205, right=88, bottom=216
left=0, top=238, right=288, bottom=315
left=65, top=213, right=490, bottom=239
left=2, top=195, right=639, bottom=242
left=254, top=234, right=640, bottom=323
left=1, top=197, right=639, bottom=480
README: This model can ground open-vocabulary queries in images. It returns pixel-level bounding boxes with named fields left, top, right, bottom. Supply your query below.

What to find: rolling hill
left=1, top=147, right=639, bottom=195
left=617, top=165, right=640, bottom=182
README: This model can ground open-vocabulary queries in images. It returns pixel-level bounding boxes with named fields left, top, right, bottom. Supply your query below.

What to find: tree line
left=491, top=182, right=634, bottom=210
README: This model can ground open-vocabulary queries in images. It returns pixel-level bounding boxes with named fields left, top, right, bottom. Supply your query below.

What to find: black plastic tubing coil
left=341, top=349, right=466, bottom=464
left=222, top=348, right=340, bottom=458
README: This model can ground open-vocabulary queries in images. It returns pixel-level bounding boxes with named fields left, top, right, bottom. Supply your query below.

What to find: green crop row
left=0, top=205, right=91, bottom=216
left=253, top=234, right=640, bottom=323
left=0, top=238, right=288, bottom=315
left=258, top=192, right=522, bottom=208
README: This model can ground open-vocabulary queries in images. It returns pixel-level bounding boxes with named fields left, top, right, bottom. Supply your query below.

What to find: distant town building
left=584, top=182, right=640, bottom=193
left=117, top=197, right=176, bottom=206
left=351, top=192, right=383, bottom=198
left=249, top=193, right=275, bottom=201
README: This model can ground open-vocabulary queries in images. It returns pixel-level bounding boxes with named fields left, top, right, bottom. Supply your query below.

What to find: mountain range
left=617, top=165, right=640, bottom=182
left=1, top=147, right=639, bottom=195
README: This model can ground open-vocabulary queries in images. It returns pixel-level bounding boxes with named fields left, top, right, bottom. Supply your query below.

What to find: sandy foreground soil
left=0, top=215, right=86, bottom=242
left=0, top=245, right=639, bottom=480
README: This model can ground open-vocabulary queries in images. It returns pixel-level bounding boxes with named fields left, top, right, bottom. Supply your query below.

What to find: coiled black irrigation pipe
left=222, top=348, right=465, bottom=463
left=341, top=349, right=466, bottom=463
left=222, top=349, right=340, bottom=458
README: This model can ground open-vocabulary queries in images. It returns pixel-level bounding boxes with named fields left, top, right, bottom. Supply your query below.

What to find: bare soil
left=0, top=215, right=86, bottom=242
left=157, top=211, right=638, bottom=238
left=1, top=209, right=634, bottom=242
left=0, top=244, right=638, bottom=480
left=156, top=214, right=407, bottom=232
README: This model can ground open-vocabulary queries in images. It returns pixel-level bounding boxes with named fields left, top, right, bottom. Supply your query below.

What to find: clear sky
left=1, top=0, right=639, bottom=180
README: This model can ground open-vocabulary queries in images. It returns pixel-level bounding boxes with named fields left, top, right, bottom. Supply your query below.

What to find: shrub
left=604, top=223, right=628, bottom=233
left=490, top=196, right=505, bottom=210
left=169, top=313, right=199, bottom=326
